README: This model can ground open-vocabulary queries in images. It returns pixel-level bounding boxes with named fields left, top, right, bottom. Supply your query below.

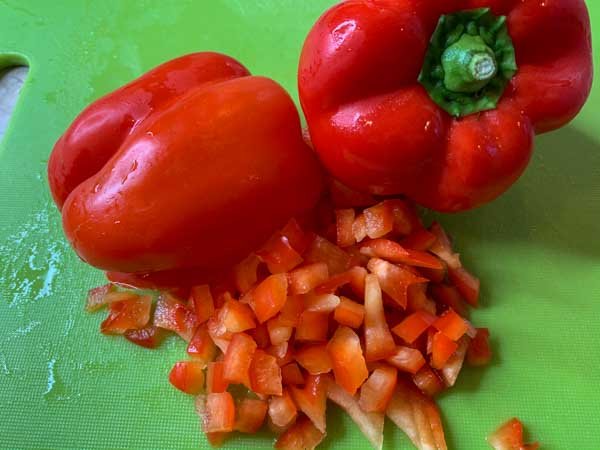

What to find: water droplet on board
left=43, top=357, right=76, bottom=402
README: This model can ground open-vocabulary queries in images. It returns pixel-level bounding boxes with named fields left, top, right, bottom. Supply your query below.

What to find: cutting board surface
left=1, top=1, right=599, bottom=449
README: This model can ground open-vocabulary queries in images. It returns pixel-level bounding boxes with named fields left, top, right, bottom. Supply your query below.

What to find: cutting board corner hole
left=0, top=62, right=30, bottom=143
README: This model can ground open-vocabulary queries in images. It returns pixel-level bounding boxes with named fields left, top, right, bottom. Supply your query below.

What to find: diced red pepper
left=211, top=279, right=237, bottom=309
left=274, top=415, right=326, bottom=450
left=207, top=361, right=228, bottom=394
left=203, top=392, right=236, bottom=433
left=413, top=365, right=446, bottom=397
left=257, top=234, right=304, bottom=274
left=431, top=331, right=459, bottom=369
left=429, top=222, right=461, bottom=270
left=233, top=254, right=261, bottom=295
left=430, top=284, right=469, bottom=317
left=358, top=365, right=398, bottom=412
left=219, top=299, right=256, bottom=333
left=348, top=266, right=367, bottom=298
left=289, top=374, right=328, bottom=433
left=304, top=235, right=351, bottom=275
left=250, top=322, right=270, bottom=349
left=251, top=273, right=288, bottom=323
left=295, top=311, right=329, bottom=342
left=281, top=362, right=305, bottom=386
left=206, top=316, right=232, bottom=354
left=385, top=199, right=421, bottom=236
left=361, top=239, right=443, bottom=270
left=169, top=361, right=205, bottom=395
left=267, top=341, right=294, bottom=367
left=314, top=266, right=364, bottom=295
left=488, top=418, right=539, bottom=450
left=85, top=283, right=116, bottom=312
left=281, top=218, right=311, bottom=255
left=352, top=213, right=368, bottom=243
left=333, top=296, right=365, bottom=329
left=327, top=326, right=368, bottom=396
left=407, top=284, right=437, bottom=315
left=392, top=310, right=436, bottom=344
left=386, top=377, right=447, bottom=450
left=335, top=208, right=356, bottom=248
left=363, top=201, right=394, bottom=239
left=364, top=274, right=396, bottom=361
left=386, top=346, right=426, bottom=375
left=189, top=285, right=215, bottom=324
left=206, top=432, right=228, bottom=448
left=154, top=293, right=198, bottom=342
left=269, top=389, right=298, bottom=429
left=295, top=344, right=332, bottom=375
left=249, top=349, right=283, bottom=396
left=234, top=398, right=268, bottom=433
left=400, top=229, right=437, bottom=251
left=124, top=326, right=166, bottom=349
left=267, top=316, right=293, bottom=345
left=101, top=294, right=152, bottom=335
left=347, top=244, right=371, bottom=268
left=327, top=381, right=385, bottom=450
left=418, top=265, right=447, bottom=284
left=433, top=309, right=469, bottom=342
left=278, top=295, right=305, bottom=327
left=448, top=266, right=480, bottom=307
left=441, top=336, right=469, bottom=387
left=223, top=333, right=257, bottom=388
left=330, top=178, right=377, bottom=208
left=467, top=328, right=492, bottom=366
left=368, top=258, right=427, bottom=309
left=187, top=324, right=218, bottom=363
left=196, top=396, right=229, bottom=447
left=288, top=263, right=329, bottom=295
left=426, top=327, right=436, bottom=355
left=303, top=293, right=340, bottom=313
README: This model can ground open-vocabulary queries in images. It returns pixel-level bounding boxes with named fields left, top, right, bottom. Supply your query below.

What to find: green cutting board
left=1, top=1, right=599, bottom=449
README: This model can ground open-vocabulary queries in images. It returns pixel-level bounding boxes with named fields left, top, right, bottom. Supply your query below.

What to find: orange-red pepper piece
left=223, top=332, right=257, bottom=388
left=327, top=326, right=368, bottom=396
left=358, top=365, right=398, bottom=413
left=333, top=297, right=365, bottom=329
left=169, top=361, right=205, bottom=395
left=364, top=274, right=396, bottom=361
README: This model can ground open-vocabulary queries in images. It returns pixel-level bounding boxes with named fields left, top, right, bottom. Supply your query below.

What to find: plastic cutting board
left=1, top=1, right=599, bottom=449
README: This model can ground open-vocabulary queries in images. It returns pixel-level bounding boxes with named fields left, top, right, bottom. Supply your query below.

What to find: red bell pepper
left=269, top=389, right=298, bottom=429
left=234, top=398, right=268, bottom=434
left=327, top=382, right=385, bottom=450
left=358, top=365, right=398, bottom=413
left=488, top=418, right=540, bottom=450
left=169, top=361, right=205, bottom=395
left=327, top=326, right=368, bottom=395
left=281, top=362, right=305, bottom=386
left=274, top=416, right=326, bottom=450
left=299, top=1, right=592, bottom=211
left=49, top=52, right=323, bottom=287
left=289, top=374, right=329, bottom=433
left=249, top=349, right=283, bottom=396
left=295, top=344, right=333, bottom=375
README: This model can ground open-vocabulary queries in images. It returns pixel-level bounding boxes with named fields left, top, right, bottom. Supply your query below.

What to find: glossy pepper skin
left=49, top=53, right=323, bottom=285
left=299, top=0, right=592, bottom=212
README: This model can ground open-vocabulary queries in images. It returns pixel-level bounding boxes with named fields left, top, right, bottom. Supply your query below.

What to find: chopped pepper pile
left=86, top=182, right=495, bottom=450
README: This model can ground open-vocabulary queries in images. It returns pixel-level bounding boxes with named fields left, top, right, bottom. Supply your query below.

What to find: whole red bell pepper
left=49, top=52, right=323, bottom=286
left=299, top=0, right=592, bottom=212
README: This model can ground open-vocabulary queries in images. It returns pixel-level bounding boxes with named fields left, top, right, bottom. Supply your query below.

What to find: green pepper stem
left=418, top=8, right=517, bottom=117
left=441, top=34, right=498, bottom=93
left=470, top=54, right=496, bottom=80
